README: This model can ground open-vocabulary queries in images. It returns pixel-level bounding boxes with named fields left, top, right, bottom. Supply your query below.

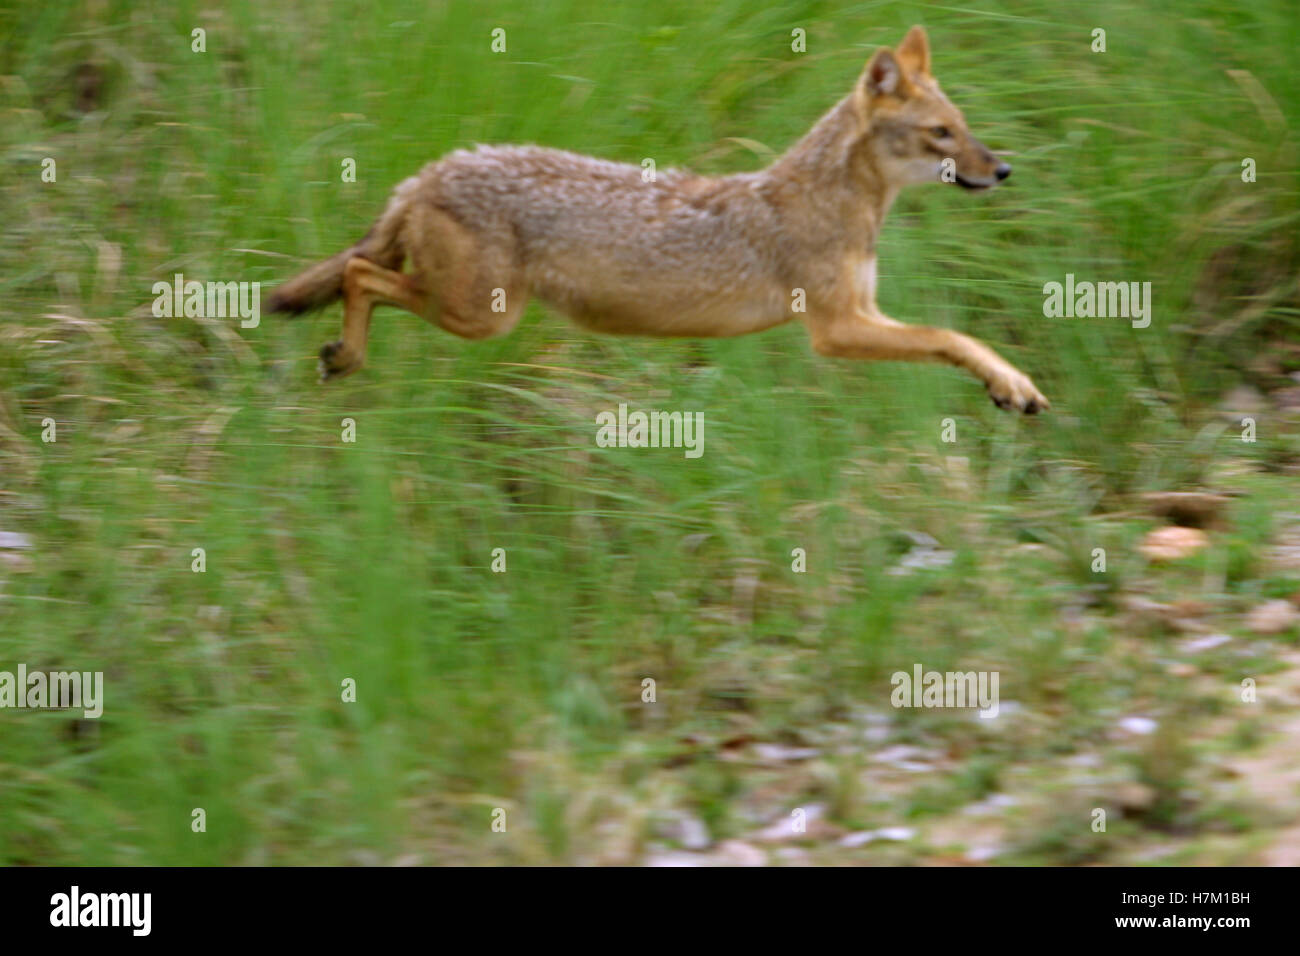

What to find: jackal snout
left=953, top=136, right=1010, bottom=190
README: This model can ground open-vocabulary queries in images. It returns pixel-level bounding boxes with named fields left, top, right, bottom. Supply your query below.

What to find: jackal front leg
left=807, top=312, right=1049, bottom=414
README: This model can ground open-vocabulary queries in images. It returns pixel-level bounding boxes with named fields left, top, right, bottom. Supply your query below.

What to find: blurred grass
left=0, top=0, right=1298, bottom=864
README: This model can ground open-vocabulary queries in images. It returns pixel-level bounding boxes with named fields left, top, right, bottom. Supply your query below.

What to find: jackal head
left=852, top=26, right=1010, bottom=191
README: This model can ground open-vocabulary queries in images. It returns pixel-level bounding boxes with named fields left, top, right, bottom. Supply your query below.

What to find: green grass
left=1, top=0, right=1298, bottom=864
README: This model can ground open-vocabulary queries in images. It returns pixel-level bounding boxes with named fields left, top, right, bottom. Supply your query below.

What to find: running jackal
left=268, top=26, right=1048, bottom=413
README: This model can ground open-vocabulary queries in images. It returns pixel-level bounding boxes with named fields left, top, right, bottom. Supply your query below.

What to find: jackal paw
left=985, top=367, right=1049, bottom=415
left=318, top=341, right=362, bottom=382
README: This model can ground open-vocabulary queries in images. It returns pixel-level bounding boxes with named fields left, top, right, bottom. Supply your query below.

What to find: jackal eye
left=928, top=126, right=951, bottom=139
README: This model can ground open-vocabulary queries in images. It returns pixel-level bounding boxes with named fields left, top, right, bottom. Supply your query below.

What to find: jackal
left=268, top=25, right=1048, bottom=413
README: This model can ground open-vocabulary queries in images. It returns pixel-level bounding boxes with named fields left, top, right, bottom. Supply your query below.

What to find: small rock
left=839, top=826, right=915, bottom=848
left=839, top=832, right=876, bottom=848
left=1138, top=526, right=1208, bottom=562
left=0, top=532, right=33, bottom=549
left=1118, top=716, right=1158, bottom=736
left=889, top=547, right=956, bottom=575
left=873, top=826, right=915, bottom=842
left=962, top=794, right=1019, bottom=816
left=871, top=744, right=940, bottom=771
left=681, top=819, right=710, bottom=851
left=656, top=812, right=711, bottom=850
left=752, top=743, right=821, bottom=763
left=755, top=804, right=826, bottom=843
left=1246, top=599, right=1299, bottom=635
left=1180, top=633, right=1232, bottom=653
left=888, top=532, right=955, bottom=576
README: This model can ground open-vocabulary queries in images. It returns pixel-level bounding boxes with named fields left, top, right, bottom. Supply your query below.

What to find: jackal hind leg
left=402, top=206, right=528, bottom=342
left=319, top=256, right=430, bottom=381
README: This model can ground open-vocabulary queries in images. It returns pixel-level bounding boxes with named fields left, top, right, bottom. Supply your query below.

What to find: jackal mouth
left=954, top=173, right=995, bottom=191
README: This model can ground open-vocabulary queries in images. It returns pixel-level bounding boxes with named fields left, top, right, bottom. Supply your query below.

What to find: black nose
left=995, top=163, right=1012, bottom=181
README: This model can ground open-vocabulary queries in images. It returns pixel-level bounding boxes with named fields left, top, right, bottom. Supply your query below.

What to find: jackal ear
left=896, top=25, right=931, bottom=75
left=862, top=48, right=904, bottom=98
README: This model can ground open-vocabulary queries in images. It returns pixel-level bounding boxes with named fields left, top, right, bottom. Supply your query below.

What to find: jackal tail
left=265, top=211, right=405, bottom=315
